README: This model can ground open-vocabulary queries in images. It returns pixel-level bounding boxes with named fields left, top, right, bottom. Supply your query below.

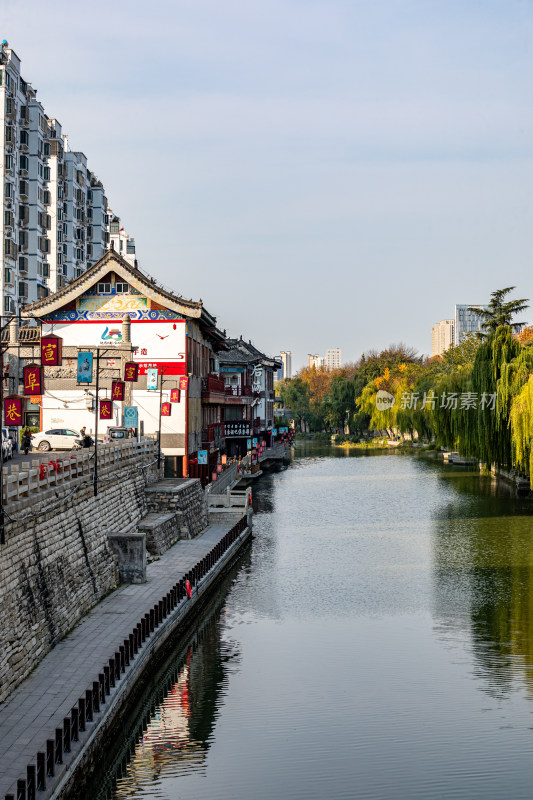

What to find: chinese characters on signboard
left=179, top=376, right=189, bottom=391
left=146, top=368, right=158, bottom=391
left=112, top=380, right=125, bottom=401
left=77, top=352, right=93, bottom=383
left=224, top=421, right=251, bottom=437
left=41, top=334, right=62, bottom=366
left=170, top=388, right=181, bottom=403
left=124, top=362, right=139, bottom=382
left=161, top=402, right=172, bottom=416
left=4, top=395, right=22, bottom=425
left=23, top=365, right=43, bottom=396
left=99, top=399, right=112, bottom=420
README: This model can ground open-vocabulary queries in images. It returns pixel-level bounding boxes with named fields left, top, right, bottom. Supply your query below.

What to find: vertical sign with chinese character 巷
left=161, top=402, right=171, bottom=416
left=4, top=395, right=23, bottom=426
left=100, top=399, right=112, bottom=420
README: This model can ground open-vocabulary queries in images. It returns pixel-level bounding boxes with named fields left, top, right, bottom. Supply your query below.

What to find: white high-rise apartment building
left=325, top=348, right=341, bottom=370
left=276, top=351, right=292, bottom=380
left=431, top=319, right=455, bottom=357
left=308, top=353, right=321, bottom=369
left=0, top=41, right=132, bottom=314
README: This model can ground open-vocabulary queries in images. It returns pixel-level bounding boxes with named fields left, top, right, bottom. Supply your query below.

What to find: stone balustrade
left=2, top=438, right=158, bottom=506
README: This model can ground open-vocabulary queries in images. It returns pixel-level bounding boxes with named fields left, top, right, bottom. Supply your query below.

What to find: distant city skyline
left=5, top=2, right=533, bottom=369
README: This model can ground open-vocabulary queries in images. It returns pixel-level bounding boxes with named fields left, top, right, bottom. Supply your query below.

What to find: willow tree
left=468, top=326, right=521, bottom=467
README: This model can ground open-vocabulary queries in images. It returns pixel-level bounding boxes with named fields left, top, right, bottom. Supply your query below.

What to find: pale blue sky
left=5, top=0, right=533, bottom=369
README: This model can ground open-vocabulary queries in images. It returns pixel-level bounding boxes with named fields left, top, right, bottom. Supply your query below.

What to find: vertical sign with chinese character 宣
left=41, top=334, right=62, bottom=367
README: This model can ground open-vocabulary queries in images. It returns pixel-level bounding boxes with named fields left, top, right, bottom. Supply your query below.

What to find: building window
left=20, top=155, right=29, bottom=171
left=97, top=282, right=112, bottom=294
left=115, top=282, right=129, bottom=293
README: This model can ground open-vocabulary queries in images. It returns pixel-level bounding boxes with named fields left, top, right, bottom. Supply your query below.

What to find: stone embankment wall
left=145, top=479, right=209, bottom=542
left=0, top=445, right=162, bottom=704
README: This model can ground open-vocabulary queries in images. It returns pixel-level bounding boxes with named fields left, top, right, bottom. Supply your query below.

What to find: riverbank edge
left=3, top=517, right=249, bottom=800
left=50, top=521, right=252, bottom=800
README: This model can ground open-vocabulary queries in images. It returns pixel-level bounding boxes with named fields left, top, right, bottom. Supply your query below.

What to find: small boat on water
left=444, top=451, right=477, bottom=466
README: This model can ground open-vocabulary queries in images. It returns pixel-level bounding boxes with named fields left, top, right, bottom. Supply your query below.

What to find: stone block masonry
left=145, top=479, right=209, bottom=541
left=0, top=441, right=163, bottom=705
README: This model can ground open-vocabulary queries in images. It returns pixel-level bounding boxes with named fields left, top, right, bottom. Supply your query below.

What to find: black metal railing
left=4, top=513, right=250, bottom=800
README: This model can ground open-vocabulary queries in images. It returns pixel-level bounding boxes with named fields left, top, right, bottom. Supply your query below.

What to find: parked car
left=105, top=427, right=134, bottom=442
left=1, top=428, right=13, bottom=460
left=31, top=428, right=81, bottom=452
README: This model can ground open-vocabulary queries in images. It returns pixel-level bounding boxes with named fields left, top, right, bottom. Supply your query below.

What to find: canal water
left=96, top=445, right=533, bottom=799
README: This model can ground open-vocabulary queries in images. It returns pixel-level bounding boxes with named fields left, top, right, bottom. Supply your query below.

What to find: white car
left=31, top=428, right=81, bottom=452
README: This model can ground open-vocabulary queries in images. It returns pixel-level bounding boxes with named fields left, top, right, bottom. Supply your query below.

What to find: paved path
left=0, top=515, right=246, bottom=799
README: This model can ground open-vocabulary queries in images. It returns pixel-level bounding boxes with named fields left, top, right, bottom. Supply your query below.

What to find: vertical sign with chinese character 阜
left=4, top=395, right=23, bottom=426
left=77, top=352, right=93, bottom=383
left=23, top=364, right=43, bottom=396
left=100, top=399, right=112, bottom=420
left=146, top=368, right=158, bottom=391
left=170, top=388, right=181, bottom=403
left=41, top=334, right=62, bottom=366
left=112, top=380, right=125, bottom=402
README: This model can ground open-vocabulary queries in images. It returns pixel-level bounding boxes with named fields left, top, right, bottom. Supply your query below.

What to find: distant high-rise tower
left=454, top=305, right=487, bottom=345
left=307, top=353, right=321, bottom=369
left=325, top=348, right=341, bottom=370
left=431, top=320, right=455, bottom=357
left=278, top=351, right=292, bottom=380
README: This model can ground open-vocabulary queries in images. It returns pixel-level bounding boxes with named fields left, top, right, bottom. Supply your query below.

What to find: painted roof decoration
left=22, top=251, right=225, bottom=343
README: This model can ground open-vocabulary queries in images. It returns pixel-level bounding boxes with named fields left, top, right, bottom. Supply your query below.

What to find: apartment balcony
left=225, top=385, right=253, bottom=397
left=201, top=374, right=226, bottom=403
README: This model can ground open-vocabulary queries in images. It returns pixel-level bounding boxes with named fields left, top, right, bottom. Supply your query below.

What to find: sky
left=4, top=0, right=533, bottom=370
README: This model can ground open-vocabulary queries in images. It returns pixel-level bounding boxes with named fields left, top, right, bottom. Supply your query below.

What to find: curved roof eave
left=21, top=251, right=204, bottom=320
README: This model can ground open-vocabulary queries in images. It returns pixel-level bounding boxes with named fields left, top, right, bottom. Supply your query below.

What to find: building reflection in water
left=103, top=591, right=241, bottom=799
left=431, top=466, right=533, bottom=701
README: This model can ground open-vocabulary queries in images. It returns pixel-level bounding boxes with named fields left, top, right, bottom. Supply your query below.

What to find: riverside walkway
left=0, top=511, right=251, bottom=800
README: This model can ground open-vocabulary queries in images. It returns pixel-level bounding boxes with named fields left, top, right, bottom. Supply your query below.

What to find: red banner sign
left=161, top=402, right=172, bottom=417
left=100, top=399, right=113, bottom=420
left=41, top=334, right=62, bottom=366
left=179, top=376, right=189, bottom=391
left=170, top=388, right=181, bottom=403
left=112, top=380, right=125, bottom=401
left=124, top=362, right=139, bottom=382
left=23, top=364, right=43, bottom=396
left=4, top=395, right=23, bottom=426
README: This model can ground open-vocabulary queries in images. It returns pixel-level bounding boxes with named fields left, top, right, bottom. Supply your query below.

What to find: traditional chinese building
left=219, top=337, right=281, bottom=457
left=19, top=250, right=226, bottom=477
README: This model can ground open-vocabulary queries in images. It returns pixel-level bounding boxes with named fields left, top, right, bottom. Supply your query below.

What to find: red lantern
left=217, top=464, right=222, bottom=473
left=124, top=361, right=139, bottom=382
left=170, top=388, right=181, bottom=403
left=212, top=472, right=217, bottom=482
left=179, top=376, right=189, bottom=391
left=161, top=402, right=172, bottom=416
left=4, top=395, right=23, bottom=426
left=221, top=454, right=227, bottom=465
left=111, top=380, right=125, bottom=401
left=100, top=399, right=113, bottom=420
left=23, top=364, right=43, bottom=396
left=40, top=334, right=63, bottom=366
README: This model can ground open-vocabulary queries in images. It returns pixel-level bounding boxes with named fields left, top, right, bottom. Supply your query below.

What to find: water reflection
left=94, top=447, right=533, bottom=800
